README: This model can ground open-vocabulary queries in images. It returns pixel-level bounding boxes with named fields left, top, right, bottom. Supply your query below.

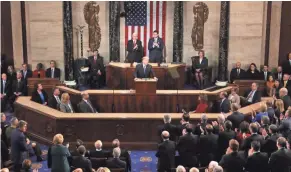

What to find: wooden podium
left=134, top=78, right=157, bottom=94
left=27, top=78, right=62, bottom=96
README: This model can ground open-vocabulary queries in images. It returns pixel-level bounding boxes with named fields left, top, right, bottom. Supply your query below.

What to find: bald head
left=81, top=91, right=89, bottom=100
left=176, top=165, right=186, bottom=172
left=279, top=88, right=288, bottom=97
left=189, top=167, right=199, bottom=172
left=161, top=131, right=170, bottom=140
left=132, top=32, right=138, bottom=40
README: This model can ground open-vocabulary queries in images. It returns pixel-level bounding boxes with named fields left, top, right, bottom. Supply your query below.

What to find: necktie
left=284, top=81, right=287, bottom=88
left=17, top=80, right=20, bottom=90
left=143, top=65, right=146, bottom=74
left=51, top=69, right=54, bottom=78
left=56, top=96, right=61, bottom=104
left=24, top=71, right=27, bottom=78
left=246, top=91, right=254, bottom=100
left=86, top=100, right=95, bottom=113
left=3, top=81, right=5, bottom=93
left=237, top=69, right=240, bottom=76
left=133, top=40, right=136, bottom=47
left=279, top=73, right=281, bottom=80
left=94, top=57, right=97, bottom=64
left=68, top=104, right=73, bottom=113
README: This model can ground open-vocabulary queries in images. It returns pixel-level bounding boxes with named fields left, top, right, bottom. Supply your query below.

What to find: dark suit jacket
left=148, top=37, right=164, bottom=63
left=230, top=68, right=245, bottom=83
left=241, top=133, right=264, bottom=151
left=71, top=155, right=92, bottom=172
left=106, top=158, right=126, bottom=169
left=244, top=89, right=262, bottom=104
left=278, top=118, right=291, bottom=138
left=127, top=39, right=143, bottom=63
left=220, top=99, right=231, bottom=113
left=88, top=55, right=105, bottom=76
left=20, top=69, right=33, bottom=81
left=192, top=56, right=208, bottom=72
left=1, top=79, right=12, bottom=96
left=219, top=152, right=245, bottom=172
left=218, top=130, right=236, bottom=159
left=48, top=95, right=60, bottom=110
left=46, top=68, right=61, bottom=79
left=89, top=149, right=109, bottom=158
left=245, top=69, right=261, bottom=80
left=31, top=90, right=48, bottom=104
left=78, top=99, right=97, bottom=113
left=155, top=140, right=176, bottom=171
left=109, top=148, right=131, bottom=171
left=282, top=59, right=291, bottom=75
left=269, top=148, right=291, bottom=172
left=177, top=133, right=199, bottom=157
left=157, top=123, right=177, bottom=142
left=7, top=72, right=16, bottom=82
left=245, top=152, right=269, bottom=172
left=260, top=71, right=272, bottom=81
left=282, top=95, right=291, bottom=111
left=199, top=133, right=218, bottom=166
left=134, top=63, right=155, bottom=78
left=262, top=133, right=282, bottom=157
left=1, top=140, right=9, bottom=163
left=226, top=111, right=245, bottom=129
left=10, top=129, right=27, bottom=164
left=274, top=72, right=284, bottom=82
left=12, top=79, right=25, bottom=95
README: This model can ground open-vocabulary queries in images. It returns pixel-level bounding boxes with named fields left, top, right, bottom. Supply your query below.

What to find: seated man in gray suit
left=78, top=92, right=97, bottom=113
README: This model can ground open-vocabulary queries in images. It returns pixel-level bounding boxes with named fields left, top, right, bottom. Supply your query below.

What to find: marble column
left=63, top=2, right=74, bottom=80
left=173, top=2, right=183, bottom=62
left=218, top=2, right=230, bottom=81
left=109, top=2, right=120, bottom=62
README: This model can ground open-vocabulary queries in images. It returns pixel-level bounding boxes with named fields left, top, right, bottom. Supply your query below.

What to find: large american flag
left=125, top=1, right=167, bottom=56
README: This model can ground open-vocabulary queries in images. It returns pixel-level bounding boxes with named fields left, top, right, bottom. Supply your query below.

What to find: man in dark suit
left=1, top=113, right=9, bottom=147
left=219, top=139, right=245, bottom=172
left=110, top=139, right=131, bottom=171
left=176, top=124, right=199, bottom=168
left=48, top=87, right=61, bottom=110
left=282, top=74, right=291, bottom=97
left=157, top=114, right=177, bottom=142
left=274, top=66, right=284, bottom=83
left=281, top=53, right=291, bottom=75
left=11, top=120, right=28, bottom=172
left=71, top=145, right=92, bottom=172
left=241, top=123, right=264, bottom=151
left=1, top=73, right=12, bottom=112
left=245, top=141, right=269, bottom=172
left=156, top=131, right=175, bottom=172
left=177, top=113, right=193, bottom=136
left=10, top=72, right=25, bottom=107
left=229, top=62, right=245, bottom=83
left=88, top=50, right=105, bottom=88
left=278, top=109, right=291, bottom=138
left=260, top=65, right=272, bottom=81
left=106, top=147, right=126, bottom=170
left=227, top=103, right=245, bottom=129
left=199, top=124, right=218, bottom=167
left=78, top=92, right=97, bottom=113
left=269, top=137, right=291, bottom=172
left=126, top=32, right=143, bottom=63
left=261, top=124, right=282, bottom=157
left=20, top=63, right=32, bottom=96
left=279, top=88, right=291, bottom=111
left=89, top=140, right=108, bottom=158
left=242, top=82, right=261, bottom=106
left=134, top=56, right=157, bottom=79
left=217, top=121, right=236, bottom=160
left=46, top=60, right=61, bottom=79
left=148, top=30, right=164, bottom=63
left=219, top=92, right=231, bottom=113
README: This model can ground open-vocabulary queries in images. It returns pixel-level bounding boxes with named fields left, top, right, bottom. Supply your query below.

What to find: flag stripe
left=159, top=1, right=163, bottom=38
left=156, top=2, right=159, bottom=34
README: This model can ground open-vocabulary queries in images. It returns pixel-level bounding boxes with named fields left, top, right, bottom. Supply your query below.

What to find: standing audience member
left=278, top=109, right=291, bottom=138
left=274, top=99, right=285, bottom=123
left=177, top=113, right=192, bottom=136
left=10, top=72, right=25, bottom=108
left=272, top=80, right=282, bottom=99
left=106, top=147, right=127, bottom=170
left=50, top=134, right=71, bottom=172
left=245, top=63, right=260, bottom=80
left=71, top=145, right=92, bottom=172
left=274, top=66, right=283, bottom=82
left=282, top=74, right=291, bottom=97
left=1, top=128, right=9, bottom=166
left=20, top=63, right=32, bottom=96
left=229, top=62, right=245, bottom=83
left=7, top=65, right=16, bottom=82
left=88, top=50, right=105, bottom=89
left=281, top=52, right=291, bottom=75
left=48, top=87, right=61, bottom=110
left=245, top=141, right=269, bottom=172
left=261, top=124, right=282, bottom=157
left=5, top=117, right=19, bottom=146
left=156, top=131, right=176, bottom=172
left=219, top=92, right=231, bottom=113
left=260, top=65, right=271, bottom=81
left=157, top=114, right=177, bottom=142
left=206, top=161, right=218, bottom=172
left=269, top=137, right=291, bottom=172
left=279, top=88, right=291, bottom=111
left=1, top=73, right=11, bottom=112
left=252, top=103, right=268, bottom=123
left=227, top=103, right=245, bottom=130
left=217, top=121, right=236, bottom=160
left=46, top=60, right=61, bottom=79
left=31, top=83, right=48, bottom=105
left=59, top=93, right=74, bottom=113
left=32, top=63, right=45, bottom=78
left=266, top=101, right=276, bottom=124
left=241, top=123, right=264, bottom=151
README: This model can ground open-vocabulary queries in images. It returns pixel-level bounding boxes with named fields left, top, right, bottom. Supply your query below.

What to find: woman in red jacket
left=194, top=94, right=209, bottom=113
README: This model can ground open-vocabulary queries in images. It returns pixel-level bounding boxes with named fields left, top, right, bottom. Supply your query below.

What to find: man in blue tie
left=134, top=56, right=157, bottom=80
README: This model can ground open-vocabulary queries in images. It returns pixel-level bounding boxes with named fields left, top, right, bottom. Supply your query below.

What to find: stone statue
left=84, top=2, right=101, bottom=51
left=191, top=2, right=209, bottom=51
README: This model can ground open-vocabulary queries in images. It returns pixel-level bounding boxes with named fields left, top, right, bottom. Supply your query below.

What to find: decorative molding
left=191, top=2, right=209, bottom=51
left=173, top=2, right=183, bottom=62
left=63, top=1, right=74, bottom=80
left=109, top=2, right=121, bottom=62
left=218, top=1, right=230, bottom=81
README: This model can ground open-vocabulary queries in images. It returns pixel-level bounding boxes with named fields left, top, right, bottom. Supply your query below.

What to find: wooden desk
left=106, top=62, right=186, bottom=90
left=233, top=80, right=266, bottom=96
left=14, top=96, right=272, bottom=150
left=57, top=86, right=233, bottom=113
left=27, top=78, right=62, bottom=96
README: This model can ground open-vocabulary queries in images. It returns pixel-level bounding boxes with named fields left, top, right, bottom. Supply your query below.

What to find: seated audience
left=51, top=134, right=71, bottom=172
left=278, top=109, right=291, bottom=138
left=219, top=92, right=230, bottom=113
left=266, top=75, right=275, bottom=96
left=269, top=137, right=291, bottom=172
left=106, top=147, right=126, bottom=170
left=260, top=65, right=271, bottom=81
left=71, top=145, right=92, bottom=172
left=59, top=93, right=74, bottom=113
left=46, top=60, right=61, bottom=79
left=279, top=88, right=291, bottom=111
left=176, top=165, right=186, bottom=172
left=272, top=80, right=282, bottom=99
left=192, top=50, right=208, bottom=89
left=228, top=88, right=240, bottom=106
left=96, top=167, right=110, bottom=172
left=156, top=131, right=175, bottom=172
left=252, top=103, right=268, bottom=123
left=245, top=141, right=268, bottom=172
left=48, top=87, right=61, bottom=110
left=245, top=63, right=260, bottom=80
left=217, top=121, right=236, bottom=160
left=157, top=114, right=177, bottom=142
left=242, top=82, right=261, bottom=106
left=227, top=103, right=245, bottom=130
left=32, top=63, right=45, bottom=78
left=88, top=140, right=108, bottom=158
left=199, top=124, right=218, bottom=167
left=274, top=66, right=283, bottom=82
left=219, top=139, right=245, bottom=172
left=78, top=92, right=97, bottom=113
left=1, top=168, right=9, bottom=172
left=177, top=124, right=199, bottom=168
left=7, top=65, right=16, bottom=82
left=281, top=52, right=291, bottom=75
left=31, top=83, right=48, bottom=105
left=282, top=74, right=291, bottom=97
left=110, top=139, right=131, bottom=171
left=261, top=124, right=282, bottom=157
left=193, top=94, right=208, bottom=113
left=1, top=73, right=12, bottom=112
left=229, top=62, right=245, bottom=83
left=266, top=101, right=276, bottom=124
left=241, top=123, right=264, bottom=151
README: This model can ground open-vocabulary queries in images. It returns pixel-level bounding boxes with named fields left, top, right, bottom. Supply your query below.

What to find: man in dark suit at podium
left=148, top=30, right=164, bottom=63
left=126, top=32, right=143, bottom=63
left=134, top=56, right=157, bottom=80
